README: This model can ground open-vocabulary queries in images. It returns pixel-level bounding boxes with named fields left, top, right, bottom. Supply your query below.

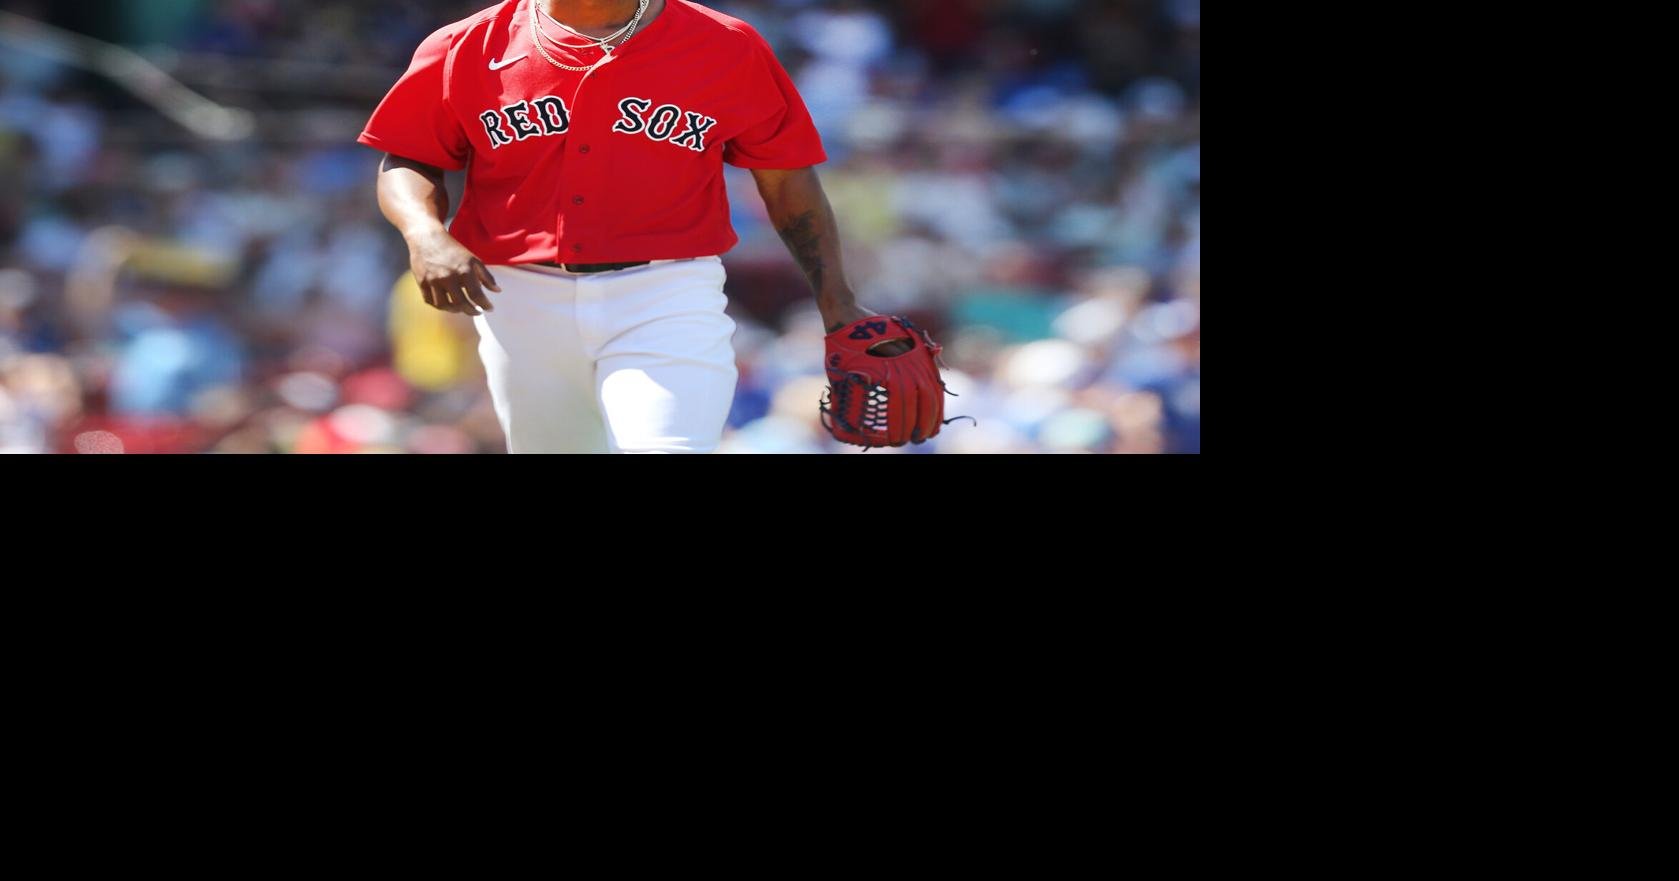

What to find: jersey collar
left=509, top=0, right=679, bottom=68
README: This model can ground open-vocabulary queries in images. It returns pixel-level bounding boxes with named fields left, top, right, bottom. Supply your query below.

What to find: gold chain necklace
left=530, top=0, right=648, bottom=73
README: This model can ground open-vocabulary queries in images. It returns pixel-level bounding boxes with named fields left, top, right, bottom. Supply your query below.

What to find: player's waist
left=529, top=260, right=650, bottom=273
left=517, top=256, right=716, bottom=274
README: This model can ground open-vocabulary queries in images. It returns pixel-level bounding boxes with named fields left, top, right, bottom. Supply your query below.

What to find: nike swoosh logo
left=489, top=55, right=526, bottom=70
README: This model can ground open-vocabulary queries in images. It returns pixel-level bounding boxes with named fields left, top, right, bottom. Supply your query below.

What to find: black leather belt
left=530, top=260, right=651, bottom=273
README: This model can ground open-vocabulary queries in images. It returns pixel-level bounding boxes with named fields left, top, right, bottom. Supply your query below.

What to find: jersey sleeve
left=357, top=26, right=471, bottom=171
left=723, top=30, right=828, bottom=170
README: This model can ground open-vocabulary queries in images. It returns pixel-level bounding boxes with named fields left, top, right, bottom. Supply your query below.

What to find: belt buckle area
left=565, top=260, right=649, bottom=273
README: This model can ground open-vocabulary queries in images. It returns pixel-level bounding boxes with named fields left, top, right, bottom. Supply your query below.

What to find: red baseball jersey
left=358, top=0, right=827, bottom=265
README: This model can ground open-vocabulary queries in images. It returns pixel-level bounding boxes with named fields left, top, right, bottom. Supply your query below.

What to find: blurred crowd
left=0, top=0, right=1199, bottom=454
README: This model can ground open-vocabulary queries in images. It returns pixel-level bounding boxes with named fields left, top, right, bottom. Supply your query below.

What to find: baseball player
left=360, top=0, right=953, bottom=453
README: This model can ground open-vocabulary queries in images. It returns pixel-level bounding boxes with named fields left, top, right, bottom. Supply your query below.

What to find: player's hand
left=407, top=227, right=499, bottom=316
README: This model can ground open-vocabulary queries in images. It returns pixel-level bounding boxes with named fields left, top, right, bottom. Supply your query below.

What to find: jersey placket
left=555, top=52, right=619, bottom=261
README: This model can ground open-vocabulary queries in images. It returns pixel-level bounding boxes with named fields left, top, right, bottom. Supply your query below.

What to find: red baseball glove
left=820, top=315, right=962, bottom=450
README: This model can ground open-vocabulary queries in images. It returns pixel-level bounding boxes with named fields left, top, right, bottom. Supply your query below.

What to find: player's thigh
left=594, top=269, right=738, bottom=454
left=479, top=351, right=609, bottom=453
left=473, top=268, right=607, bottom=453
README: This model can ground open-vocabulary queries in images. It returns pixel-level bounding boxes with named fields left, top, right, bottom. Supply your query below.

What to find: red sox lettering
left=478, top=94, right=717, bottom=152
left=480, top=95, right=572, bottom=147
left=611, top=97, right=718, bottom=152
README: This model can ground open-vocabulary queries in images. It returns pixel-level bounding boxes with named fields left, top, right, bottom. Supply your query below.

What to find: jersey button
left=578, top=145, right=591, bottom=154
left=571, top=244, right=583, bottom=253
left=572, top=195, right=585, bottom=205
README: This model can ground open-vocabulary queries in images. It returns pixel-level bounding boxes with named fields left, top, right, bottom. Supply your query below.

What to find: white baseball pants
left=472, top=256, right=738, bottom=454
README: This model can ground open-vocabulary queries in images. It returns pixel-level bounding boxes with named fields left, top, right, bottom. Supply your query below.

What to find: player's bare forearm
left=377, top=154, right=452, bottom=237
left=751, top=166, right=874, bottom=333
left=376, top=153, right=498, bottom=315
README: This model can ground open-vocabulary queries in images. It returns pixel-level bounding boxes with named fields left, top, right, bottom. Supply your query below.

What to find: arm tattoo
left=776, top=210, right=826, bottom=293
